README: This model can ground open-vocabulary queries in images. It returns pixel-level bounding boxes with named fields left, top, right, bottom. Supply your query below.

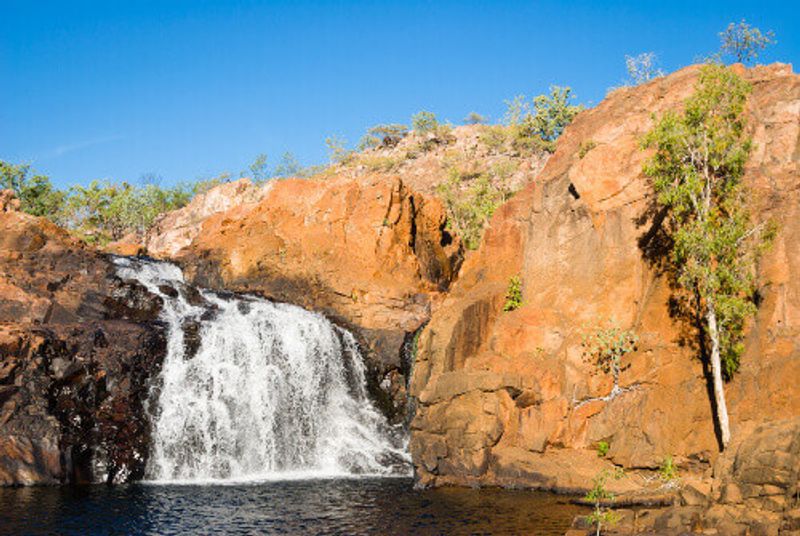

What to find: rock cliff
left=0, top=195, right=166, bottom=485
left=408, top=62, right=799, bottom=519
left=145, top=174, right=462, bottom=419
left=138, top=126, right=547, bottom=419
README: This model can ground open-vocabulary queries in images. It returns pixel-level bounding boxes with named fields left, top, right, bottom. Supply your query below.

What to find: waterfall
left=113, top=257, right=410, bottom=483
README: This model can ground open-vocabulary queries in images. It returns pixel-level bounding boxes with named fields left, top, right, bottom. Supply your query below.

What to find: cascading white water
left=113, top=256, right=410, bottom=483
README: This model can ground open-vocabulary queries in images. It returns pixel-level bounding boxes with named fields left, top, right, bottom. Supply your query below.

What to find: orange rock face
left=168, top=174, right=463, bottom=418
left=409, top=64, right=800, bottom=489
left=145, top=178, right=270, bottom=259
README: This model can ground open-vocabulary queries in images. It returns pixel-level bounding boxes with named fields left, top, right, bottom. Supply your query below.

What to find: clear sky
left=2, top=0, right=797, bottom=189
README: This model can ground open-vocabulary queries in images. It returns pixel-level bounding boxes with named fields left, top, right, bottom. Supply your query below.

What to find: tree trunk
left=706, top=299, right=731, bottom=448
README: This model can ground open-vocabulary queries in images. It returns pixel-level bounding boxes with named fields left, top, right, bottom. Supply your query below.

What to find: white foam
left=113, top=257, right=410, bottom=483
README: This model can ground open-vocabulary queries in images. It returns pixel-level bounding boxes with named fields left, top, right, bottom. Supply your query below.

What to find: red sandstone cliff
left=408, top=64, right=799, bottom=531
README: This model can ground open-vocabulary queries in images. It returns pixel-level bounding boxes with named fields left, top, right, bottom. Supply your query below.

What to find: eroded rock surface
left=409, top=63, right=800, bottom=500
left=570, top=418, right=800, bottom=534
left=158, top=174, right=463, bottom=419
left=145, top=178, right=270, bottom=259
left=0, top=195, right=166, bottom=485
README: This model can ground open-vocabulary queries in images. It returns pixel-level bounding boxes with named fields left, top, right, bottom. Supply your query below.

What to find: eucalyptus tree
left=642, top=64, right=773, bottom=448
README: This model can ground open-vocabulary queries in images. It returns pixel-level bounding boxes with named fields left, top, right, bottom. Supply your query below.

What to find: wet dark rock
left=105, top=278, right=163, bottom=322
left=0, top=206, right=168, bottom=485
left=178, top=283, right=206, bottom=307
left=158, top=284, right=179, bottom=298
left=200, top=308, right=219, bottom=322
left=182, top=320, right=203, bottom=360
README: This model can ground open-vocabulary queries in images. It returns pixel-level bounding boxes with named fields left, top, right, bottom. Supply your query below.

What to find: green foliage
left=642, top=64, right=769, bottom=379
left=64, top=180, right=192, bottom=244
left=1, top=159, right=195, bottom=245
left=530, top=87, right=583, bottom=143
left=435, top=163, right=514, bottom=250
left=273, top=152, right=303, bottom=178
left=658, top=455, right=679, bottom=482
left=358, top=124, right=409, bottom=150
left=719, top=20, right=776, bottom=65
left=270, top=152, right=324, bottom=179
left=480, top=125, right=509, bottom=152
left=411, top=110, right=439, bottom=134
left=503, top=275, right=523, bottom=312
left=582, top=323, right=638, bottom=385
left=464, top=112, right=487, bottom=125
left=584, top=468, right=624, bottom=536
left=0, top=161, right=67, bottom=223
left=596, top=441, right=610, bottom=458
left=246, top=153, right=269, bottom=183
left=503, top=95, right=529, bottom=127
left=578, top=140, right=597, bottom=159
left=409, top=328, right=423, bottom=361
left=503, top=87, right=583, bottom=153
left=325, top=135, right=353, bottom=164
left=358, top=155, right=402, bottom=173
left=625, top=52, right=664, bottom=85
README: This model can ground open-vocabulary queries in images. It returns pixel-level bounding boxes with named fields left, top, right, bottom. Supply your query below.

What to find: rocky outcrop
left=568, top=418, right=800, bottom=534
left=409, top=62, right=800, bottom=504
left=145, top=178, right=270, bottom=258
left=0, top=193, right=166, bottom=485
left=158, top=174, right=463, bottom=419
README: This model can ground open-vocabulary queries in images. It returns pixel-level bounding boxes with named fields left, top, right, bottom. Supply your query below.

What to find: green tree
left=273, top=152, right=303, bottom=178
left=64, top=180, right=119, bottom=243
left=503, top=95, right=530, bottom=127
left=625, top=52, right=664, bottom=85
left=325, top=135, right=352, bottom=164
left=463, top=112, right=487, bottom=125
left=530, top=86, right=582, bottom=144
left=246, top=153, right=269, bottom=182
left=63, top=179, right=192, bottom=244
left=358, top=124, right=409, bottom=150
left=0, top=161, right=67, bottom=221
left=503, top=87, right=582, bottom=152
left=192, top=171, right=233, bottom=196
left=719, top=20, right=776, bottom=65
left=582, top=323, right=638, bottom=394
left=642, top=64, right=772, bottom=448
left=411, top=110, right=439, bottom=134
left=584, top=468, right=624, bottom=536
left=436, top=167, right=514, bottom=250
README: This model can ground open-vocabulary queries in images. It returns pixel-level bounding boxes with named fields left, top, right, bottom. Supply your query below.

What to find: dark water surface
left=0, top=477, right=585, bottom=535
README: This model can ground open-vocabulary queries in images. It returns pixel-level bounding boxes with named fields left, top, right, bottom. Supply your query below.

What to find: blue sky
left=2, top=0, right=797, bottom=189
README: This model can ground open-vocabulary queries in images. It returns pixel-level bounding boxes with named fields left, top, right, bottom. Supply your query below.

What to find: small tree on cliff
left=719, top=20, right=776, bottom=65
left=642, top=64, right=773, bottom=448
left=625, top=52, right=664, bottom=85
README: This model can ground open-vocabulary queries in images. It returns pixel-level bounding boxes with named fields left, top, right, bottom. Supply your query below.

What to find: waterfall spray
left=113, top=257, right=409, bottom=483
